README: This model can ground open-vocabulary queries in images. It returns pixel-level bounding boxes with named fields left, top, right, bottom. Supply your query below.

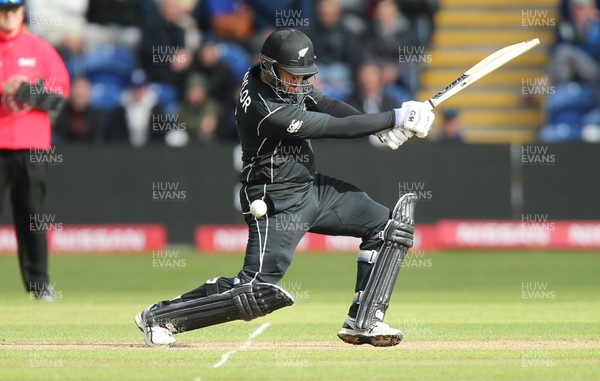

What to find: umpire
left=136, top=29, right=434, bottom=347
left=0, top=0, right=69, bottom=300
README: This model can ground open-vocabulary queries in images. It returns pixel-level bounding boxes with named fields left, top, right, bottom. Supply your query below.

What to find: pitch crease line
left=212, top=322, right=271, bottom=369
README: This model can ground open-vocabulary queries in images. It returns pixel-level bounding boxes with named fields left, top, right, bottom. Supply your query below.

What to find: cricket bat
left=425, top=38, right=540, bottom=110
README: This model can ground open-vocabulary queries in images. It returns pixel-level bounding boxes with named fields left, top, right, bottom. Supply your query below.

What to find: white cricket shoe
left=337, top=316, right=403, bottom=347
left=135, top=304, right=176, bottom=347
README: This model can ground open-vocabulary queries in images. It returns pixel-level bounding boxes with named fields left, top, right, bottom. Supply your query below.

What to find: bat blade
left=425, top=38, right=540, bottom=110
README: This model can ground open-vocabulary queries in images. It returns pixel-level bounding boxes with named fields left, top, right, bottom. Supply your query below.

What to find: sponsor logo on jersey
left=287, top=119, right=303, bottom=133
left=297, top=47, right=309, bottom=59
left=18, top=57, right=37, bottom=67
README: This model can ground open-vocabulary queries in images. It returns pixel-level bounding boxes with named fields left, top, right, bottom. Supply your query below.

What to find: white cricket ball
left=250, top=199, right=268, bottom=218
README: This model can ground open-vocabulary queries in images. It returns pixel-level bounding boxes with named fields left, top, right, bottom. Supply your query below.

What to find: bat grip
left=425, top=99, right=435, bottom=111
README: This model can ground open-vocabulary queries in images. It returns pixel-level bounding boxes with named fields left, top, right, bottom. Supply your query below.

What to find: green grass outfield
left=0, top=251, right=599, bottom=381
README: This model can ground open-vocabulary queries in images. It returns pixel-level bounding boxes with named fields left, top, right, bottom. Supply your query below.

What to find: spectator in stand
left=362, top=0, right=419, bottom=93
left=26, top=0, right=88, bottom=48
left=55, top=34, right=86, bottom=78
left=176, top=73, right=220, bottom=144
left=548, top=0, right=600, bottom=86
left=346, top=62, right=401, bottom=147
left=559, top=0, right=600, bottom=23
left=192, top=0, right=254, bottom=46
left=397, top=0, right=439, bottom=47
left=539, top=0, right=600, bottom=142
left=305, top=0, right=361, bottom=99
left=334, top=0, right=369, bottom=35
left=84, top=0, right=155, bottom=50
left=25, top=0, right=88, bottom=78
left=189, top=39, right=235, bottom=104
left=139, top=0, right=192, bottom=112
left=248, top=0, right=314, bottom=33
left=437, top=108, right=464, bottom=143
left=53, top=77, right=103, bottom=144
left=347, top=62, right=397, bottom=113
left=105, top=70, right=165, bottom=146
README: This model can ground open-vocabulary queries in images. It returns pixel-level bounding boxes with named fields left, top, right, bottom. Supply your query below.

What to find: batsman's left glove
left=375, top=126, right=413, bottom=150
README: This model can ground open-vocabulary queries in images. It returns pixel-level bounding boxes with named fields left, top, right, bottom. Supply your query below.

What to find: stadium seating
left=83, top=44, right=135, bottom=112
left=420, top=0, right=557, bottom=143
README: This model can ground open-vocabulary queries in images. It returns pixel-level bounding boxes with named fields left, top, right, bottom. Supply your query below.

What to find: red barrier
left=2, top=220, right=597, bottom=254
left=195, top=221, right=600, bottom=252
left=437, top=220, right=600, bottom=250
left=194, top=224, right=438, bottom=253
left=0, top=225, right=166, bottom=253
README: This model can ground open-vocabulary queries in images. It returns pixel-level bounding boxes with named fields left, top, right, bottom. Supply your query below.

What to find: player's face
left=275, top=67, right=304, bottom=94
left=0, top=5, right=23, bottom=36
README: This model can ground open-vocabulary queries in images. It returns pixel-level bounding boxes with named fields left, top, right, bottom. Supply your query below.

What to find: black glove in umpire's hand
left=382, top=220, right=414, bottom=248
left=15, top=79, right=65, bottom=113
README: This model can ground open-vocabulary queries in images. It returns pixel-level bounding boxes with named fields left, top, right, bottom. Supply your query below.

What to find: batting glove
left=375, top=127, right=414, bottom=150
left=393, top=101, right=435, bottom=138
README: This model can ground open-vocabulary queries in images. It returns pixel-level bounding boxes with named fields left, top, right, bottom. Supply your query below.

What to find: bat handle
left=424, top=99, right=435, bottom=111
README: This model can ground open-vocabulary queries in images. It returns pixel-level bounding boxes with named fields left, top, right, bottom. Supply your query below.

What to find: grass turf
left=0, top=251, right=599, bottom=381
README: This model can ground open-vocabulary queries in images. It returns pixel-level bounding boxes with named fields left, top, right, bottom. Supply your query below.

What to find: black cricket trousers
left=0, top=149, right=50, bottom=291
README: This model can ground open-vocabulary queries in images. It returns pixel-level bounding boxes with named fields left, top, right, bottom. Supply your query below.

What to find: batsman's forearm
left=318, top=111, right=395, bottom=138
left=316, top=95, right=363, bottom=117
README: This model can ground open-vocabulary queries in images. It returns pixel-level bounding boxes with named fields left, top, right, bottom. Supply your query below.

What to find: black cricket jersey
left=236, top=65, right=397, bottom=185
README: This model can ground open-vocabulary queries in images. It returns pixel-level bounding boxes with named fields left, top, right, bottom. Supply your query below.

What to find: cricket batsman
left=135, top=28, right=434, bottom=347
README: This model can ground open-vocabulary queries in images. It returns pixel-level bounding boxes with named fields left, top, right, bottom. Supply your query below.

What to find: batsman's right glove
left=393, top=101, right=435, bottom=138
left=374, top=100, right=436, bottom=150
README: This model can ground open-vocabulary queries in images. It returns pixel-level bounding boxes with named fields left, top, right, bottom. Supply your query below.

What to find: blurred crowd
left=27, top=0, right=599, bottom=146
left=540, top=0, right=600, bottom=142
left=25, top=0, right=437, bottom=147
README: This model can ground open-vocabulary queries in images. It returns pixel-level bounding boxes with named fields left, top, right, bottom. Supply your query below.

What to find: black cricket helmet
left=260, top=28, right=318, bottom=96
